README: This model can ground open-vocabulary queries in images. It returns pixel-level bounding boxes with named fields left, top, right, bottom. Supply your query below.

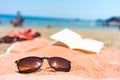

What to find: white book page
left=50, top=29, right=104, bottom=54
left=68, top=39, right=104, bottom=54
left=50, top=28, right=82, bottom=45
left=50, top=41, right=69, bottom=48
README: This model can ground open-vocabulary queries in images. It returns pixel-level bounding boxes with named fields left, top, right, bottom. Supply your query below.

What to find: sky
left=0, top=0, right=120, bottom=20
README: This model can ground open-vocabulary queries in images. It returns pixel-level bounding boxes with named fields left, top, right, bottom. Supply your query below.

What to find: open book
left=50, top=28, right=104, bottom=54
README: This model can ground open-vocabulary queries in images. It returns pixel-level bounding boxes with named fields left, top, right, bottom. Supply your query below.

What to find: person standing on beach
left=11, top=11, right=24, bottom=27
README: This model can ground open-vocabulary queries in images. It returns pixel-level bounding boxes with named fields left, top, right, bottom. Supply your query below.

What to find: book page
left=50, top=28, right=82, bottom=46
left=68, top=39, right=104, bottom=54
left=50, top=41, right=69, bottom=48
left=50, top=29, right=104, bottom=54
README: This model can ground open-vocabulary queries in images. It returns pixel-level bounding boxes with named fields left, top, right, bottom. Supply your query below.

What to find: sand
left=0, top=37, right=120, bottom=80
left=0, top=27, right=120, bottom=79
left=0, top=27, right=120, bottom=55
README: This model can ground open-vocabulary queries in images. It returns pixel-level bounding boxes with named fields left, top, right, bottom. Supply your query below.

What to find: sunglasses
left=15, top=56, right=71, bottom=73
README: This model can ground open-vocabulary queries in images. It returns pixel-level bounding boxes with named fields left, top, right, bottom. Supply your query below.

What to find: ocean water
left=0, top=14, right=119, bottom=30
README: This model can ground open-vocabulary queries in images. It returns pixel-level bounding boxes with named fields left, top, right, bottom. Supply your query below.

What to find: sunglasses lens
left=16, top=57, right=43, bottom=73
left=48, top=57, right=71, bottom=72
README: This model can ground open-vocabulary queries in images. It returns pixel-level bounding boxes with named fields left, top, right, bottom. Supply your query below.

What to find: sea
left=0, top=14, right=119, bottom=30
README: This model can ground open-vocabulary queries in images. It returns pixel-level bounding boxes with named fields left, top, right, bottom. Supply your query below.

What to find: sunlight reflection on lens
left=53, top=62, right=57, bottom=67
left=36, top=62, right=41, bottom=67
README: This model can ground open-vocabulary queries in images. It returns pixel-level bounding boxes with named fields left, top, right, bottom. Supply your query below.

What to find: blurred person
left=11, top=11, right=24, bottom=27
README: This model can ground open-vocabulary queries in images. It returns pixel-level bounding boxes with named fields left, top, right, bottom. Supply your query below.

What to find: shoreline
left=0, top=27, right=120, bottom=55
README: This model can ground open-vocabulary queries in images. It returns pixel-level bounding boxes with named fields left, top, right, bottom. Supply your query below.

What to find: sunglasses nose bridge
left=40, top=58, right=50, bottom=70
left=42, top=57, right=49, bottom=59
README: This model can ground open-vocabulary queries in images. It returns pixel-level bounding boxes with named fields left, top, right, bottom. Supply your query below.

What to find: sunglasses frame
left=15, top=56, right=71, bottom=73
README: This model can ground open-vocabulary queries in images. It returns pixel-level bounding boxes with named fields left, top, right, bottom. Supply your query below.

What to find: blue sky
left=0, top=0, right=120, bottom=20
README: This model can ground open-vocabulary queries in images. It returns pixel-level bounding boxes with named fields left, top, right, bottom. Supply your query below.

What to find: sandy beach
left=0, top=26, right=120, bottom=79
left=1, top=1, right=120, bottom=79
left=0, top=27, right=120, bottom=55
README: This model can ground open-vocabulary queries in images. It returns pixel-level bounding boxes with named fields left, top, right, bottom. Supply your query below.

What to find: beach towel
left=0, top=37, right=120, bottom=80
left=0, top=28, right=41, bottom=43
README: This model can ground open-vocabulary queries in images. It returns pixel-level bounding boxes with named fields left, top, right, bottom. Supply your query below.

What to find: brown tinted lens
left=47, top=57, right=71, bottom=72
left=16, top=57, right=43, bottom=73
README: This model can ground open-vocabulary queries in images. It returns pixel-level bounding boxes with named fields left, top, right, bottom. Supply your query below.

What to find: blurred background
left=0, top=0, right=120, bottom=30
